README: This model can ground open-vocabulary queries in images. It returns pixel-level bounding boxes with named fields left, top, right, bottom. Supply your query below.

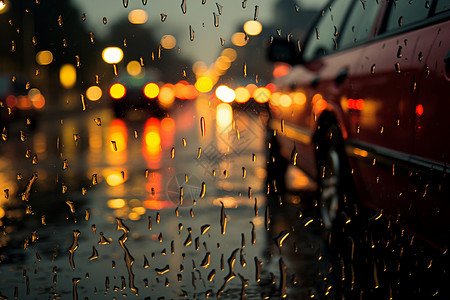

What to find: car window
left=385, top=0, right=430, bottom=32
left=339, top=0, right=381, bottom=48
left=303, top=0, right=354, bottom=61
left=435, top=0, right=450, bottom=13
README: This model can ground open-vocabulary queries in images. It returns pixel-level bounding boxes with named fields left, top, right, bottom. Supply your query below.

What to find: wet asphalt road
left=0, top=97, right=448, bottom=299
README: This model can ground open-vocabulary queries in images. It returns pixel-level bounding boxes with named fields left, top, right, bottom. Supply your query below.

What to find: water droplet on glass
left=171, top=147, right=175, bottom=159
left=395, top=62, right=401, bottom=73
left=89, top=246, right=99, bottom=260
left=181, top=0, right=187, bottom=14
left=123, top=0, right=128, bottom=8
left=160, top=13, right=167, bottom=22
left=189, top=25, right=195, bottom=41
left=379, top=125, right=384, bottom=134
left=398, top=16, right=403, bottom=27
left=98, top=232, right=110, bottom=245
left=216, top=2, right=223, bottom=14
left=57, top=15, right=63, bottom=27
left=111, top=141, right=117, bottom=151
left=92, top=173, right=98, bottom=185
left=316, top=28, right=320, bottom=39
left=243, top=63, right=247, bottom=77
left=75, top=55, right=81, bottom=68
left=213, top=12, right=219, bottom=27
left=1, top=127, right=6, bottom=141
left=356, top=124, right=360, bottom=134
left=371, top=64, right=376, bottom=74
left=254, top=5, right=259, bottom=20
left=156, top=265, right=170, bottom=275
left=68, top=230, right=80, bottom=270
left=81, top=13, right=86, bottom=21
left=103, top=17, right=107, bottom=24
left=195, top=182, right=205, bottom=199
left=20, top=130, right=26, bottom=142
left=201, top=252, right=211, bottom=268
left=94, top=118, right=101, bottom=126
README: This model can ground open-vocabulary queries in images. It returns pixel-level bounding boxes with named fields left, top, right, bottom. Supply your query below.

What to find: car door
left=412, top=6, right=450, bottom=248
left=345, top=0, right=433, bottom=225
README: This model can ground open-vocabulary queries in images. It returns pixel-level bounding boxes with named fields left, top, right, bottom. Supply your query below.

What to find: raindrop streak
left=395, top=62, right=401, bottom=73
left=279, top=258, right=287, bottom=298
left=116, top=218, right=138, bottom=295
left=243, top=63, right=247, bottom=77
left=156, top=265, right=170, bottom=274
left=217, top=248, right=239, bottom=297
left=68, top=230, right=80, bottom=270
left=143, top=255, right=149, bottom=268
left=181, top=0, right=187, bottom=14
left=80, top=94, right=86, bottom=111
left=273, top=230, right=290, bottom=248
left=220, top=201, right=227, bottom=235
left=184, top=228, right=192, bottom=246
left=198, top=117, right=206, bottom=137
left=250, top=221, right=256, bottom=245
left=89, top=246, right=98, bottom=260
left=254, top=5, right=259, bottom=20
left=254, top=257, right=262, bottom=282
left=21, top=173, right=38, bottom=201
left=265, top=205, right=270, bottom=231
left=213, top=13, right=219, bottom=27
left=208, top=269, right=216, bottom=281
left=201, top=252, right=211, bottom=268
left=160, top=13, right=167, bottom=22
left=171, top=147, right=175, bottom=159
left=85, top=209, right=90, bottom=221
left=200, top=182, right=206, bottom=198
left=242, top=0, right=247, bottom=8
left=201, top=224, right=210, bottom=235
left=189, top=25, right=195, bottom=41
left=72, top=278, right=80, bottom=300
left=216, top=3, right=223, bottom=14
left=240, top=249, right=246, bottom=267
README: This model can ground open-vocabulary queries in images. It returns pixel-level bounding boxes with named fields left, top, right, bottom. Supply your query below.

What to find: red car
left=268, top=0, right=450, bottom=252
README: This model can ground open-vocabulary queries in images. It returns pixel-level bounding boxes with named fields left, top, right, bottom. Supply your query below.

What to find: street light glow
left=243, top=20, right=262, bottom=36
left=102, top=47, right=124, bottom=64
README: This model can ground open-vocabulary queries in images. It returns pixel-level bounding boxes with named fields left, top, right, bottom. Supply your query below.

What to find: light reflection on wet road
left=0, top=97, right=327, bottom=299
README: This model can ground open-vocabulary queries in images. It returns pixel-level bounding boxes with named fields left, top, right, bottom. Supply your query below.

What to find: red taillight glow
left=347, top=98, right=364, bottom=111
left=415, top=104, right=424, bottom=116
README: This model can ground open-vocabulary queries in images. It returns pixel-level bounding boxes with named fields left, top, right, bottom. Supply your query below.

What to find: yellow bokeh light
left=0, top=1, right=6, bottom=11
left=127, top=60, right=142, bottom=76
left=253, top=87, right=271, bottom=103
left=158, top=85, right=175, bottom=107
left=144, top=83, right=159, bottom=99
left=216, top=103, right=233, bottom=131
left=231, top=32, right=248, bottom=46
left=106, top=172, right=125, bottom=186
left=215, top=56, right=231, bottom=71
left=193, top=61, right=208, bottom=75
left=86, top=86, right=102, bottom=101
left=235, top=87, right=250, bottom=103
left=36, top=50, right=53, bottom=65
left=280, top=94, right=292, bottom=107
left=109, top=83, right=126, bottom=99
left=102, top=47, right=123, bottom=64
left=292, top=92, right=306, bottom=105
left=270, top=92, right=281, bottom=106
left=243, top=20, right=262, bottom=36
left=221, top=48, right=237, bottom=62
left=160, top=35, right=177, bottom=50
left=128, top=9, right=148, bottom=24
left=107, top=198, right=126, bottom=209
left=59, top=64, right=77, bottom=89
left=145, top=131, right=161, bottom=151
left=195, top=77, right=214, bottom=93
left=0, top=207, right=5, bottom=219
left=215, top=85, right=235, bottom=103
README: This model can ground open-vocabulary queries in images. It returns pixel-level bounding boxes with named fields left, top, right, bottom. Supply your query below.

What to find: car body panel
left=269, top=0, right=450, bottom=250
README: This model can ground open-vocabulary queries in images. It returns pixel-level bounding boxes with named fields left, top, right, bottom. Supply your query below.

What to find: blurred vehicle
left=108, top=72, right=167, bottom=119
left=0, top=75, right=44, bottom=130
left=268, top=0, right=450, bottom=252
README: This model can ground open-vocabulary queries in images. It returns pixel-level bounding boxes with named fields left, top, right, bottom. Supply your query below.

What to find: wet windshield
left=0, top=0, right=448, bottom=299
